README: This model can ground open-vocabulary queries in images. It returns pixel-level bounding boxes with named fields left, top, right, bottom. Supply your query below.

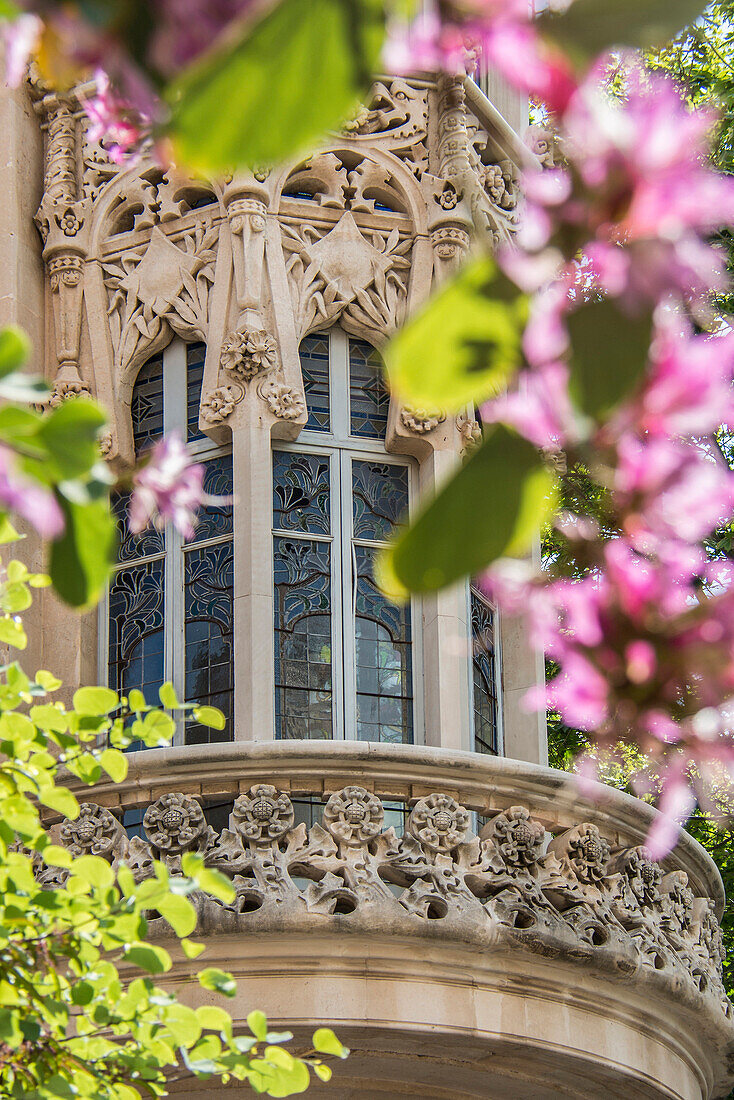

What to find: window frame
left=272, top=328, right=423, bottom=745
left=99, top=337, right=233, bottom=747
left=467, top=583, right=504, bottom=756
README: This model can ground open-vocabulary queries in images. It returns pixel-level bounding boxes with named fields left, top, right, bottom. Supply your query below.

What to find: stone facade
left=0, top=67, right=732, bottom=1097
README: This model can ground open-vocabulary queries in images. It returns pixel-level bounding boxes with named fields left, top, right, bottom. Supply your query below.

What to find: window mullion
left=163, top=340, right=188, bottom=745
left=330, top=328, right=350, bottom=442
left=340, top=450, right=357, bottom=741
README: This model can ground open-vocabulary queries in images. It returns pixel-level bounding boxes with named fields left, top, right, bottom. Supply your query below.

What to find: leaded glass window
left=471, top=586, right=500, bottom=755
left=105, top=339, right=234, bottom=746
left=273, top=328, right=416, bottom=743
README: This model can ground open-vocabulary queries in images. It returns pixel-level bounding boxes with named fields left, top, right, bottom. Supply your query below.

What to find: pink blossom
left=547, top=651, right=609, bottom=730
left=1, top=13, right=42, bottom=87
left=0, top=445, right=64, bottom=540
left=480, top=361, right=575, bottom=449
left=625, top=640, right=656, bottom=684
left=644, top=775, right=696, bottom=859
left=129, top=434, right=226, bottom=541
left=79, top=71, right=146, bottom=164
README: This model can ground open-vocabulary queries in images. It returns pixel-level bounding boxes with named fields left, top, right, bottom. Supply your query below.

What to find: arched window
left=104, top=340, right=234, bottom=745
left=272, top=329, right=416, bottom=743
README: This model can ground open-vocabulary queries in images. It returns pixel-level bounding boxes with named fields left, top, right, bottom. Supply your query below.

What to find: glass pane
left=108, top=560, right=165, bottom=750
left=471, top=588, right=498, bottom=755
left=131, top=354, right=164, bottom=455
left=349, top=338, right=389, bottom=439
left=273, top=451, right=330, bottom=535
left=300, top=334, right=330, bottom=432
left=352, top=460, right=408, bottom=542
left=184, top=541, right=234, bottom=745
left=354, top=545, right=412, bottom=745
left=113, top=490, right=165, bottom=563
left=274, top=536, right=332, bottom=740
left=190, top=455, right=233, bottom=543
left=187, top=342, right=206, bottom=443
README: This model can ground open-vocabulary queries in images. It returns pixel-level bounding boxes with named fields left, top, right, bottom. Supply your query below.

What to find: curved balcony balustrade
left=52, top=742, right=734, bottom=1099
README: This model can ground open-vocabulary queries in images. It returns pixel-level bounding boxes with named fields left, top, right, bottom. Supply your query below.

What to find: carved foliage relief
left=48, top=785, right=732, bottom=1023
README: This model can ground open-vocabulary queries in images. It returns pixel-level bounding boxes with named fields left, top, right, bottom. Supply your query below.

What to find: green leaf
left=0, top=326, right=30, bottom=378
left=0, top=1007, right=22, bottom=1046
left=70, top=854, right=114, bottom=888
left=156, top=893, right=197, bottom=937
left=124, top=943, right=172, bottom=974
left=195, top=1005, right=232, bottom=1033
left=99, top=747, right=128, bottom=783
left=540, top=0, right=705, bottom=58
left=73, top=686, right=119, bottom=716
left=192, top=705, right=226, bottom=730
left=312, top=1027, right=349, bottom=1058
left=382, top=426, right=557, bottom=593
left=181, top=937, right=206, bottom=959
left=314, top=1063, right=332, bottom=1082
left=159, top=681, right=179, bottom=709
left=39, top=786, right=80, bottom=820
left=140, top=708, right=176, bottom=746
left=50, top=496, right=116, bottom=609
left=164, top=1003, right=201, bottom=1047
left=167, top=0, right=385, bottom=172
left=385, top=255, right=527, bottom=411
left=0, top=515, right=21, bottom=544
left=38, top=399, right=108, bottom=479
left=248, top=1008, right=268, bottom=1040
left=42, top=844, right=73, bottom=868
left=566, top=299, right=653, bottom=418
left=0, top=616, right=26, bottom=649
left=35, top=668, right=63, bottom=690
left=128, top=688, right=148, bottom=711
left=199, top=967, right=237, bottom=998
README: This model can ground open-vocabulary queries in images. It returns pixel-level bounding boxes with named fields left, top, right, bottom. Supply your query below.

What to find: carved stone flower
left=437, top=185, right=459, bottom=210
left=323, top=786, right=384, bottom=847
left=407, top=793, right=470, bottom=853
left=143, top=793, right=208, bottom=855
left=59, top=210, right=81, bottom=236
left=482, top=806, right=544, bottom=870
left=60, top=803, right=123, bottom=859
left=483, top=164, right=507, bottom=204
left=48, top=380, right=92, bottom=408
left=232, top=784, right=294, bottom=845
left=400, top=405, right=446, bottom=434
left=201, top=385, right=241, bottom=424
left=559, top=822, right=611, bottom=884
left=259, top=379, right=305, bottom=421
left=610, top=846, right=661, bottom=908
left=220, top=328, right=277, bottom=380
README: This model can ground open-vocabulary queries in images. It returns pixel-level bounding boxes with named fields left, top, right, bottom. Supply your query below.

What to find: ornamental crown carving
left=60, top=802, right=123, bottom=859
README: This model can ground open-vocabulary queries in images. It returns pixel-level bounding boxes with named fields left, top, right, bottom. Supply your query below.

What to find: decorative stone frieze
left=47, top=781, right=732, bottom=1024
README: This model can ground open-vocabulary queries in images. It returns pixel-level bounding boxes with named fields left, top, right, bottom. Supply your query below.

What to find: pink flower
left=79, top=70, right=147, bottom=164
left=0, top=445, right=64, bottom=540
left=2, top=14, right=42, bottom=88
left=547, top=652, right=609, bottom=730
left=644, top=775, right=696, bottom=859
left=625, top=640, right=657, bottom=684
left=481, top=361, right=575, bottom=449
left=129, top=434, right=227, bottom=541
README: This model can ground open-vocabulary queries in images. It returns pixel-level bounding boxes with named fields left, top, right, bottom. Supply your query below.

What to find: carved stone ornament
left=143, top=792, right=210, bottom=856
left=231, top=784, right=295, bottom=845
left=60, top=802, right=123, bottom=859
left=323, top=786, right=384, bottom=847
left=400, top=405, right=446, bottom=434
left=407, top=793, right=470, bottom=853
left=201, top=384, right=243, bottom=424
left=220, top=328, right=277, bottom=380
left=431, top=225, right=470, bottom=261
left=456, top=413, right=482, bottom=455
left=47, top=785, right=733, bottom=1024
left=48, top=378, right=92, bottom=407
left=258, top=378, right=305, bottom=421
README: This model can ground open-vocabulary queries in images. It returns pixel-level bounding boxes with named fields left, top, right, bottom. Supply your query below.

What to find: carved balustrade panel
left=48, top=784, right=732, bottom=1022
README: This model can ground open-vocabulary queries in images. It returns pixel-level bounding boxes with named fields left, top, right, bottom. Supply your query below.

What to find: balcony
left=55, top=742, right=734, bottom=1099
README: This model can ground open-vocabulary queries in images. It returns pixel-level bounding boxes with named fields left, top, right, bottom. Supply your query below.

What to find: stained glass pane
left=187, top=342, right=206, bottom=443
left=190, top=455, right=233, bottom=543
left=184, top=541, right=234, bottom=745
left=300, top=334, right=330, bottom=432
left=113, top=491, right=165, bottom=563
left=131, top=354, right=164, bottom=455
left=349, top=338, right=389, bottom=439
left=352, top=460, right=408, bottom=542
left=274, top=536, right=332, bottom=740
left=355, top=544, right=412, bottom=744
left=273, top=451, right=330, bottom=535
left=471, top=587, right=498, bottom=755
left=108, top=559, right=165, bottom=735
